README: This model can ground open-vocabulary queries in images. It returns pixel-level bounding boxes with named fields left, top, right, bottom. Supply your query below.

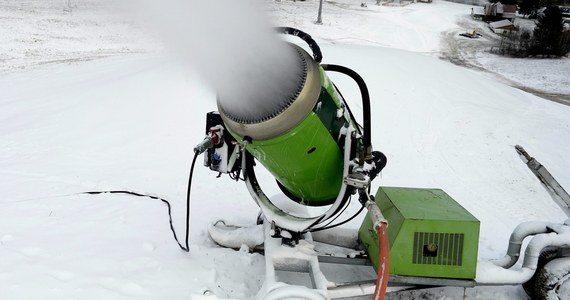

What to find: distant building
left=484, top=2, right=517, bottom=21
left=489, top=19, right=516, bottom=34
left=472, top=2, right=517, bottom=21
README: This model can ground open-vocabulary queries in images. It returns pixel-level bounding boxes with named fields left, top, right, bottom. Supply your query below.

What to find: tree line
left=498, top=5, right=570, bottom=57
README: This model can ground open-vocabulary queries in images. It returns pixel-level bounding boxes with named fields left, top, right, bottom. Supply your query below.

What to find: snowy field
left=1, top=0, right=570, bottom=299
left=266, top=0, right=570, bottom=102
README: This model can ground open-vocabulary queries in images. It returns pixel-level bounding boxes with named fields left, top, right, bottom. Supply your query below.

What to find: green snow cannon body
left=218, top=43, right=350, bottom=206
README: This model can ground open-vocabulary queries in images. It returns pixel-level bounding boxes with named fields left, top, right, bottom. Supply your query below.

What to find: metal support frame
left=241, top=127, right=355, bottom=234
left=515, top=145, right=570, bottom=218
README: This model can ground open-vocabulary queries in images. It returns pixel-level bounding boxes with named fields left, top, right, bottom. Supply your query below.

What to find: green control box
left=359, top=187, right=480, bottom=279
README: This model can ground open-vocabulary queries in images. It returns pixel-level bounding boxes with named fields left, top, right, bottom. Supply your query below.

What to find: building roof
left=489, top=19, right=514, bottom=29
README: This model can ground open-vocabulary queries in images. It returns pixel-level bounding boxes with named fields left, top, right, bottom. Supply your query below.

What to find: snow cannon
left=218, top=43, right=346, bottom=206
left=191, top=28, right=570, bottom=300
left=195, top=27, right=390, bottom=299
left=197, top=27, right=386, bottom=234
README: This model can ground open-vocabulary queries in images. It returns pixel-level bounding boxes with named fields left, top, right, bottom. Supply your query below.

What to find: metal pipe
left=478, top=222, right=570, bottom=286
left=522, top=230, right=570, bottom=269
left=491, top=221, right=558, bottom=268
left=515, top=145, right=570, bottom=218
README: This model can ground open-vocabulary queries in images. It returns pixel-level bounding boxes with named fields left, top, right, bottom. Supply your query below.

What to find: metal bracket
left=344, top=171, right=370, bottom=190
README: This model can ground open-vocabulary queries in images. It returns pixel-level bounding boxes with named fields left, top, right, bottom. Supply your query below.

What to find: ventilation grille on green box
left=413, top=232, right=464, bottom=266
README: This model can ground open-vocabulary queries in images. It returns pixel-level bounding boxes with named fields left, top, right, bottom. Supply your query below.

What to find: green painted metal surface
left=227, top=66, right=349, bottom=206
left=314, top=68, right=346, bottom=140
left=359, top=187, right=480, bottom=279
left=245, top=112, right=344, bottom=205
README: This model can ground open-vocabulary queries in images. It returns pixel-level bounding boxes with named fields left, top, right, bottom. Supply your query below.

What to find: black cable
left=276, top=27, right=323, bottom=63
left=184, top=152, right=199, bottom=251
left=309, top=196, right=352, bottom=231
left=81, top=152, right=200, bottom=252
left=310, top=204, right=365, bottom=233
left=322, top=64, right=372, bottom=158
left=332, top=82, right=363, bottom=137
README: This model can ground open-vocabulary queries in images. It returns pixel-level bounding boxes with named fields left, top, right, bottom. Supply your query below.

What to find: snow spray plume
left=140, top=0, right=301, bottom=121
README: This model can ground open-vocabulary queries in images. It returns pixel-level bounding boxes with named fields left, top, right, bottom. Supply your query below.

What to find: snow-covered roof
left=489, top=19, right=514, bottom=29
left=496, top=2, right=504, bottom=14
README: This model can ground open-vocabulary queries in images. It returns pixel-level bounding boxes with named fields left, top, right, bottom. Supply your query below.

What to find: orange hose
left=372, top=222, right=390, bottom=300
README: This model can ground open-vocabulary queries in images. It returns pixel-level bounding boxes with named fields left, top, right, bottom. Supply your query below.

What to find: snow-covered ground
left=0, top=0, right=159, bottom=73
left=266, top=0, right=570, bottom=102
left=1, top=0, right=570, bottom=299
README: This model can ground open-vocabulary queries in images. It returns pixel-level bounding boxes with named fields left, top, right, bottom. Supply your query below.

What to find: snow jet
left=140, top=0, right=302, bottom=122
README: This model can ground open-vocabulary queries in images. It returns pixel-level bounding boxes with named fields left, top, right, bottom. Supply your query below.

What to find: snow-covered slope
left=2, top=42, right=570, bottom=299
left=1, top=0, right=570, bottom=299
left=267, top=0, right=570, bottom=99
